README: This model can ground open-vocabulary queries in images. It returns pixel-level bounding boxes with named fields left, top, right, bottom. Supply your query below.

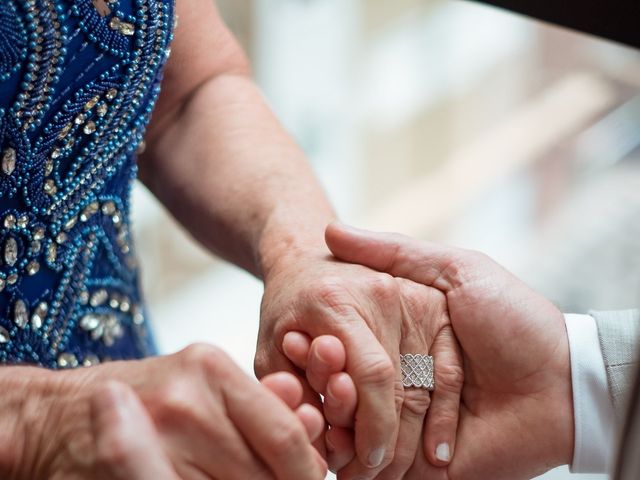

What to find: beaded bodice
left=0, top=0, right=174, bottom=368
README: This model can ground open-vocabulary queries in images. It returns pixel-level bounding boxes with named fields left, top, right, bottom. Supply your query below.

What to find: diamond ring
left=400, top=353, right=434, bottom=390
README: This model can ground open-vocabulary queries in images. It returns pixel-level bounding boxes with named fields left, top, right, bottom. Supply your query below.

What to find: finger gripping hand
left=91, top=381, right=179, bottom=480
left=262, top=261, right=405, bottom=476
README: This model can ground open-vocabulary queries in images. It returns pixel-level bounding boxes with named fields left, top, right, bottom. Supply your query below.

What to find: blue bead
left=0, top=0, right=172, bottom=367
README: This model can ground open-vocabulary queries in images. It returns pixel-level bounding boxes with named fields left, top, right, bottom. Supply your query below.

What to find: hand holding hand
left=315, top=223, right=574, bottom=480
left=2, top=344, right=326, bottom=480
left=278, top=278, right=464, bottom=479
left=258, top=244, right=468, bottom=479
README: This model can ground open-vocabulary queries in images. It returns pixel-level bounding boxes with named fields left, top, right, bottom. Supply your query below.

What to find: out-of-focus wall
left=132, top=2, right=640, bottom=478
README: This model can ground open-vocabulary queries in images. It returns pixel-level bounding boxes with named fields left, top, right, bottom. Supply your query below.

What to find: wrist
left=256, top=209, right=336, bottom=281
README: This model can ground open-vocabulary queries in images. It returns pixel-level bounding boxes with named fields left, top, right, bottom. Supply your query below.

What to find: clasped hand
left=3, top=345, right=327, bottom=480
left=258, top=223, right=574, bottom=480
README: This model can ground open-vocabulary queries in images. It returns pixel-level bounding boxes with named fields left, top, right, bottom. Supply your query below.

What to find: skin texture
left=0, top=0, right=467, bottom=477
left=259, top=258, right=466, bottom=479
left=138, top=1, right=467, bottom=477
left=0, top=0, right=334, bottom=476
left=292, top=223, right=575, bottom=480
left=0, top=344, right=326, bottom=480
left=280, top=278, right=465, bottom=480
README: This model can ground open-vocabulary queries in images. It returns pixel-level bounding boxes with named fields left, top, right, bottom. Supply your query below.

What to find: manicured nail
left=368, top=447, right=386, bottom=467
left=436, top=443, right=450, bottom=462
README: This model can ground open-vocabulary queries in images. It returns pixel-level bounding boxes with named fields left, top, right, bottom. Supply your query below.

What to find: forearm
left=140, top=73, right=335, bottom=278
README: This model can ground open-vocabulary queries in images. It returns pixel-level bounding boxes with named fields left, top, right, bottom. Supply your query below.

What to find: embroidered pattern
left=0, top=0, right=175, bottom=368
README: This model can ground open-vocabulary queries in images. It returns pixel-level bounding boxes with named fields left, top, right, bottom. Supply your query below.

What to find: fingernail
left=368, top=447, right=386, bottom=468
left=315, top=347, right=330, bottom=366
left=435, top=443, right=450, bottom=462
left=325, top=382, right=342, bottom=407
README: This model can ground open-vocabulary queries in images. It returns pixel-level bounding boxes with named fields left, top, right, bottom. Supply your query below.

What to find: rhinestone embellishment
left=0, top=0, right=175, bottom=367
left=58, top=353, right=79, bottom=369
left=4, top=237, right=18, bottom=266
left=0, top=326, right=9, bottom=343
left=1, top=148, right=16, bottom=175
left=13, top=300, right=28, bottom=328
left=30, top=302, right=47, bottom=330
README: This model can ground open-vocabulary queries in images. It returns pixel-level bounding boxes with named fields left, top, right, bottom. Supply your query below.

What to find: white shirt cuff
left=564, top=313, right=616, bottom=473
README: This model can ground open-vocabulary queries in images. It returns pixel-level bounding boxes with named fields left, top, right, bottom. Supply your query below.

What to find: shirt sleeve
left=564, top=313, right=617, bottom=474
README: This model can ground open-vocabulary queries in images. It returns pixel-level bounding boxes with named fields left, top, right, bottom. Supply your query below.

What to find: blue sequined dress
left=0, top=0, right=174, bottom=368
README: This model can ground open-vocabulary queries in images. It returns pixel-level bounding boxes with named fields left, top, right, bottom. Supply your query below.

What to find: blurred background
left=132, top=1, right=640, bottom=478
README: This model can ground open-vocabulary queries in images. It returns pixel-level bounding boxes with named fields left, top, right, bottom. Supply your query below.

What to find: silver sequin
left=58, top=353, right=79, bottom=368
left=0, top=326, right=9, bottom=343
left=4, top=237, right=18, bottom=266
left=80, top=314, right=101, bottom=331
left=83, top=354, right=101, bottom=367
left=13, top=300, right=29, bottom=328
left=31, top=302, right=47, bottom=330
left=2, top=148, right=16, bottom=175
left=90, top=289, right=108, bottom=307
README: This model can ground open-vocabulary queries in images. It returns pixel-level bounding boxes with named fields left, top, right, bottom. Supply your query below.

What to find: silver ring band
left=400, top=353, right=434, bottom=390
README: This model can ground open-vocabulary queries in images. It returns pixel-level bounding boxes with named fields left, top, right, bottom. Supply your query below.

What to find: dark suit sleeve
left=470, top=0, right=640, bottom=49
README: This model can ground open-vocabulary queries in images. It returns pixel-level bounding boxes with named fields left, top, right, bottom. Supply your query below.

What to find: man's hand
left=322, top=223, right=574, bottom=480
left=257, top=253, right=464, bottom=479
left=2, top=345, right=326, bottom=480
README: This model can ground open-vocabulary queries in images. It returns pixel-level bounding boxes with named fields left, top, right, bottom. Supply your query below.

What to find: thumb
left=325, top=222, right=460, bottom=291
left=91, top=381, right=179, bottom=480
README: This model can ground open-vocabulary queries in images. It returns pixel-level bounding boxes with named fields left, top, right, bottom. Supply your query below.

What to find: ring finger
left=375, top=313, right=431, bottom=480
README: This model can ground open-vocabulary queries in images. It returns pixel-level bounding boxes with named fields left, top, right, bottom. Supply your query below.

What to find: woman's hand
left=280, top=280, right=464, bottom=479
left=1, top=344, right=327, bottom=480
left=320, top=223, right=574, bottom=480
left=264, top=261, right=464, bottom=480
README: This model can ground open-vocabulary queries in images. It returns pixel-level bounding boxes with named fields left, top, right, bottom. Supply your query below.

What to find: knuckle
left=307, top=277, right=348, bottom=307
left=368, top=274, right=400, bottom=304
left=436, top=364, right=464, bottom=393
left=356, top=355, right=396, bottom=389
left=458, top=250, right=490, bottom=279
left=402, top=389, right=431, bottom=418
left=438, top=250, right=489, bottom=288
left=152, top=382, right=198, bottom=426
left=267, top=421, right=308, bottom=456
left=181, top=342, right=224, bottom=363
left=399, top=280, right=447, bottom=320
left=430, top=409, right=459, bottom=429
left=441, top=259, right=472, bottom=286
left=180, top=343, right=227, bottom=374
